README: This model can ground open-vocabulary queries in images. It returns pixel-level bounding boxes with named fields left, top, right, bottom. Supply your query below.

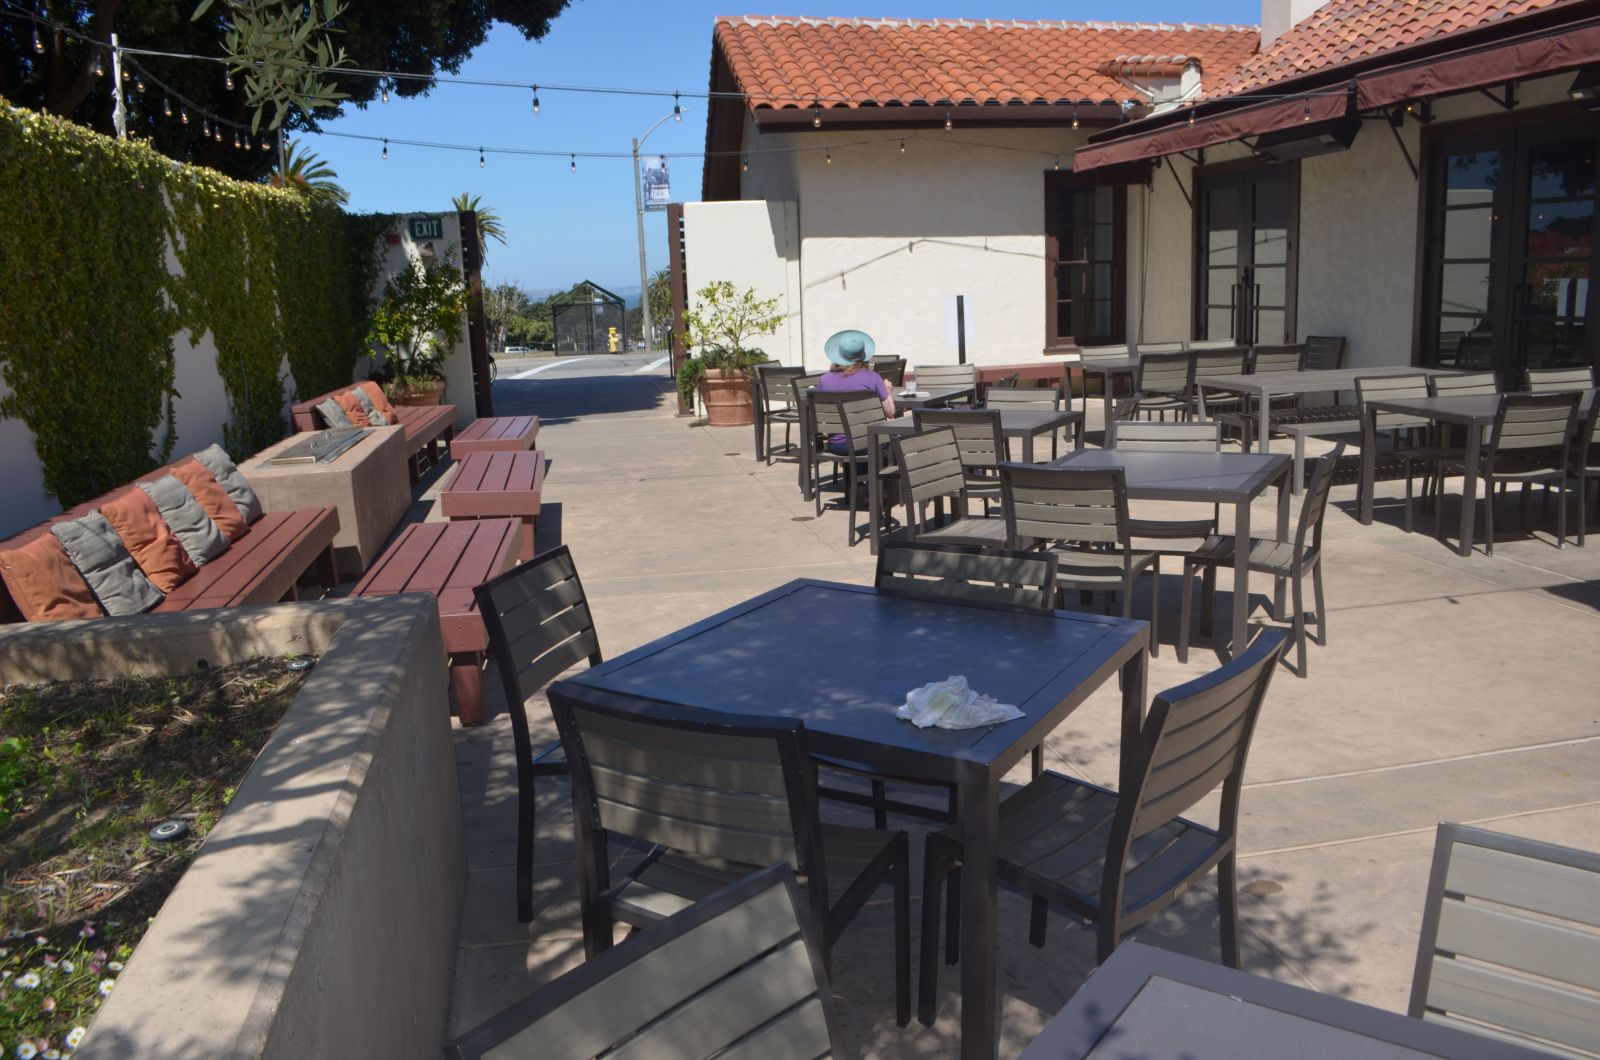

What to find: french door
left=1421, top=116, right=1599, bottom=379
left=1195, top=165, right=1298, bottom=345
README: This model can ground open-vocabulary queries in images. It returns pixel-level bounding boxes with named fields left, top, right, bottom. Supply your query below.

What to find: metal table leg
left=1458, top=429, right=1480, bottom=556
left=1275, top=464, right=1291, bottom=619
left=957, top=769, right=1000, bottom=1060
left=1359, top=407, right=1377, bottom=525
left=1230, top=493, right=1251, bottom=658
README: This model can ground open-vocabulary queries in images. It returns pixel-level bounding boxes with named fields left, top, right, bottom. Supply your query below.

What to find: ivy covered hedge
left=0, top=105, right=389, bottom=508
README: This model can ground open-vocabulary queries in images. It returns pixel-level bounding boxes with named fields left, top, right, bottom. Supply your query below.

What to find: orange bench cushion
left=334, top=389, right=372, bottom=427
left=172, top=459, right=250, bottom=541
left=100, top=487, right=198, bottom=593
left=0, top=533, right=102, bottom=621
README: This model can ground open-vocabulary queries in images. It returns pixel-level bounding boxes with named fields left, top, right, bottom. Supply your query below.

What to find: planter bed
left=1, top=659, right=311, bottom=1058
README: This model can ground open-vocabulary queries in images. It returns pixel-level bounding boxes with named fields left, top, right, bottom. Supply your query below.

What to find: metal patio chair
left=1129, top=351, right=1192, bottom=421
left=999, top=463, right=1163, bottom=656
left=1186, top=338, right=1239, bottom=350
left=913, top=408, right=1006, bottom=511
left=1569, top=398, right=1600, bottom=547
left=913, top=363, right=978, bottom=391
left=1251, top=343, right=1305, bottom=374
left=809, top=389, right=889, bottom=545
left=1475, top=392, right=1581, bottom=553
left=892, top=427, right=1009, bottom=547
left=987, top=385, right=1066, bottom=459
left=547, top=688, right=913, bottom=1025
left=1111, top=420, right=1224, bottom=549
left=873, top=356, right=907, bottom=388
left=1408, top=823, right=1600, bottom=1058
left=1358, top=374, right=1459, bottom=534
left=1136, top=341, right=1187, bottom=354
left=447, top=864, right=843, bottom=1060
left=754, top=363, right=804, bottom=464
left=1525, top=365, right=1597, bottom=393
left=475, top=546, right=604, bottom=924
left=916, top=628, right=1290, bottom=1025
left=1189, top=346, right=1250, bottom=421
left=1179, top=444, right=1344, bottom=677
left=816, top=541, right=1061, bottom=829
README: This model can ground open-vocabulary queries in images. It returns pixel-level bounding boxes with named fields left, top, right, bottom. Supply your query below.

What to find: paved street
left=433, top=358, right=1600, bottom=1057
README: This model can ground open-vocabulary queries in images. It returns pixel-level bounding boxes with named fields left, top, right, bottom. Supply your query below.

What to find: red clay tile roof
left=713, top=16, right=1260, bottom=111
left=1214, top=0, right=1568, bottom=95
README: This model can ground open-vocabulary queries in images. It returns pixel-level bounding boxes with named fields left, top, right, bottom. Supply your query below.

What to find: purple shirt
left=816, top=367, right=889, bottom=447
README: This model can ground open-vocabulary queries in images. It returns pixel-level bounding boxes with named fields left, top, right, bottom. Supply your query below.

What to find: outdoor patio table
left=1199, top=366, right=1461, bottom=462
left=865, top=409, right=1087, bottom=554
left=1358, top=389, right=1597, bottom=557
left=1076, top=356, right=1141, bottom=433
left=895, top=385, right=978, bottom=410
left=1050, top=448, right=1292, bottom=656
left=556, top=578, right=1149, bottom=1060
left=1018, top=941, right=1548, bottom=1059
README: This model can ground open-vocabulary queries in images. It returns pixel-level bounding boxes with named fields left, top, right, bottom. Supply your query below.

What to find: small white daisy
left=43, top=1050, right=61, bottom=1060
left=96, top=978, right=115, bottom=998
left=105, top=962, right=123, bottom=973
left=40, top=997, right=55, bottom=1013
left=64, top=1028, right=86, bottom=1050
left=17, top=1043, right=39, bottom=1060
left=58, top=960, right=74, bottom=973
left=16, top=971, right=41, bottom=989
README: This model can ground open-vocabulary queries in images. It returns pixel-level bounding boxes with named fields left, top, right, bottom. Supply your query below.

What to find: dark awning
left=1075, top=9, right=1600, bottom=173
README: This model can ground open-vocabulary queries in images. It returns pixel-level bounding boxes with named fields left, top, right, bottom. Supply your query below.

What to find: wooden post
left=458, top=209, right=494, bottom=418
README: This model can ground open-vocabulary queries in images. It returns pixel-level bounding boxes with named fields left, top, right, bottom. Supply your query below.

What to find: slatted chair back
left=756, top=364, right=805, bottom=409
left=1302, top=335, right=1346, bottom=371
left=1487, top=392, right=1580, bottom=458
left=1186, top=338, right=1238, bottom=350
left=1295, top=443, right=1345, bottom=556
left=1525, top=366, right=1597, bottom=393
left=1191, top=347, right=1249, bottom=381
left=913, top=409, right=1005, bottom=472
left=873, top=357, right=907, bottom=387
left=984, top=387, right=1060, bottom=410
left=811, top=389, right=885, bottom=452
left=1135, top=351, right=1192, bottom=397
left=1250, top=344, right=1304, bottom=374
left=893, top=428, right=968, bottom=511
left=447, top=864, right=842, bottom=1060
left=999, top=464, right=1129, bottom=549
left=551, top=688, right=822, bottom=878
left=476, top=547, right=603, bottom=762
left=1136, top=341, right=1186, bottom=354
left=1407, top=823, right=1600, bottom=1057
left=790, top=372, right=827, bottom=406
left=1356, top=374, right=1431, bottom=430
left=1077, top=344, right=1131, bottom=363
left=875, top=542, right=1057, bottom=614
left=993, top=372, right=1022, bottom=389
left=914, top=363, right=978, bottom=390
left=1428, top=372, right=1499, bottom=397
left=1102, top=629, right=1289, bottom=923
left=1112, top=420, right=1222, bottom=452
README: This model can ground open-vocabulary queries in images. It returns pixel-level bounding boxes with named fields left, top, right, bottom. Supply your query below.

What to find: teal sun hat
left=823, top=329, right=877, bottom=366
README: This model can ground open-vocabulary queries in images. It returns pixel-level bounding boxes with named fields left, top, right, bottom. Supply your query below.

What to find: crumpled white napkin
left=896, top=675, right=1024, bottom=730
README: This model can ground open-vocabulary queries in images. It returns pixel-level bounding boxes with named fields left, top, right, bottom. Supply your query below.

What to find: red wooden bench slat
left=355, top=522, right=446, bottom=595
left=406, top=521, right=481, bottom=593
left=186, top=509, right=337, bottom=608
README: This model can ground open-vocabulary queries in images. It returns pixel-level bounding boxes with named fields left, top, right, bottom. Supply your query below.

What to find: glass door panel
left=1196, top=166, right=1297, bottom=345
left=1517, top=138, right=1595, bottom=369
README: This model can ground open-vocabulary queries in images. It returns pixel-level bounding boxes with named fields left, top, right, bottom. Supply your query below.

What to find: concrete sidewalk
left=437, top=367, right=1600, bottom=1057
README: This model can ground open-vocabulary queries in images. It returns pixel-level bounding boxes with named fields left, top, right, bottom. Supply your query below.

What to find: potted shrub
left=676, top=281, right=784, bottom=427
left=367, top=253, right=468, bottom=406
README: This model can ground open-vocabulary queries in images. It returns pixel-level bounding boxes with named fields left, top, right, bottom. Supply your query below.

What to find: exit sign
left=409, top=216, right=444, bottom=240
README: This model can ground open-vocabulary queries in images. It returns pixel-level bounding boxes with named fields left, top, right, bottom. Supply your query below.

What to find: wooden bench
left=291, top=386, right=457, bottom=484
left=0, top=463, right=339, bottom=623
left=350, top=518, right=520, bottom=725
left=451, top=415, right=539, bottom=456
left=438, top=451, right=545, bottom=562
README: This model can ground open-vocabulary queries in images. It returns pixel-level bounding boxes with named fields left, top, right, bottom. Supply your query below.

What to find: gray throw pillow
left=193, top=443, right=264, bottom=523
left=317, top=398, right=352, bottom=428
left=349, top=386, right=389, bottom=426
left=141, top=475, right=229, bottom=566
left=52, top=512, right=164, bottom=616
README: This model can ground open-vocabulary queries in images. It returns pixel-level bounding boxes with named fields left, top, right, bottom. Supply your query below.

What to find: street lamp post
left=631, top=107, right=686, bottom=357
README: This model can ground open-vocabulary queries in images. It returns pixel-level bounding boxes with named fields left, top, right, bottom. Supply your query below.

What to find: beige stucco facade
left=693, top=73, right=1579, bottom=377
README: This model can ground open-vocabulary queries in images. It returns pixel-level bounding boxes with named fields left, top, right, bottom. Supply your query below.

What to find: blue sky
left=311, top=0, right=1259, bottom=293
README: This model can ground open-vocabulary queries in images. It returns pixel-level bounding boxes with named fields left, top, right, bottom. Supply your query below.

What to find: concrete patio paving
left=434, top=356, right=1600, bottom=1057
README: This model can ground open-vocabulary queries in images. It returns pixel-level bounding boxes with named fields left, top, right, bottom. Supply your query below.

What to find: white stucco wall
left=683, top=199, right=803, bottom=364
left=749, top=125, right=1085, bottom=370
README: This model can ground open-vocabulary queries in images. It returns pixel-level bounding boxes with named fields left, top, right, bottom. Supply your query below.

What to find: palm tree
left=269, top=140, right=349, bottom=206
left=452, top=192, right=508, bottom=261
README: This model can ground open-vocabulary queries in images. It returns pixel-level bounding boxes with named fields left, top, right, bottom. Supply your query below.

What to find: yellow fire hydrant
left=607, top=326, right=620, bottom=353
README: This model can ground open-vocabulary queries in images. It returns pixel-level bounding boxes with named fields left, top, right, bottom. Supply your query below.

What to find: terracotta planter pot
left=390, top=381, right=446, bottom=407
left=698, top=368, right=754, bottom=427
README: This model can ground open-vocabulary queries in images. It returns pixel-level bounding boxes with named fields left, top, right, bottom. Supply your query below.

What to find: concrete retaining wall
left=0, top=597, right=465, bottom=1060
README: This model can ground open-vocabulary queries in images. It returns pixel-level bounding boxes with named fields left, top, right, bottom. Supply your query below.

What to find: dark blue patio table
left=555, top=578, right=1149, bottom=1060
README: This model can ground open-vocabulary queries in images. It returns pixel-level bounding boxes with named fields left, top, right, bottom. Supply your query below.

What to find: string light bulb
left=225, top=70, right=234, bottom=91
left=944, top=109, right=953, bottom=130
left=202, top=118, right=211, bottom=136
left=825, top=148, right=831, bottom=165
left=32, top=25, right=44, bottom=53
left=740, top=155, right=748, bottom=172
left=531, top=85, right=540, bottom=114
left=93, top=53, right=104, bottom=77
left=478, top=146, right=485, bottom=168
left=135, top=74, right=145, bottom=94
left=1189, top=107, right=1196, bottom=126
left=1053, top=157, right=1060, bottom=171
left=180, top=106, right=189, bottom=125
left=673, top=92, right=682, bottom=121
left=260, top=138, right=270, bottom=151
left=1072, top=108, right=1080, bottom=129
left=163, top=96, right=172, bottom=118
left=381, top=138, right=388, bottom=160
left=121, top=66, right=131, bottom=82
left=381, top=85, right=390, bottom=104
left=570, top=153, right=576, bottom=173
left=233, top=131, right=242, bottom=149
left=900, top=139, right=906, bottom=154
left=1303, top=96, right=1311, bottom=120
left=812, top=102, right=821, bottom=128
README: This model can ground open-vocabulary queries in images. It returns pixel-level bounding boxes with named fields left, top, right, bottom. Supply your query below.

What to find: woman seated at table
left=817, top=329, right=896, bottom=456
